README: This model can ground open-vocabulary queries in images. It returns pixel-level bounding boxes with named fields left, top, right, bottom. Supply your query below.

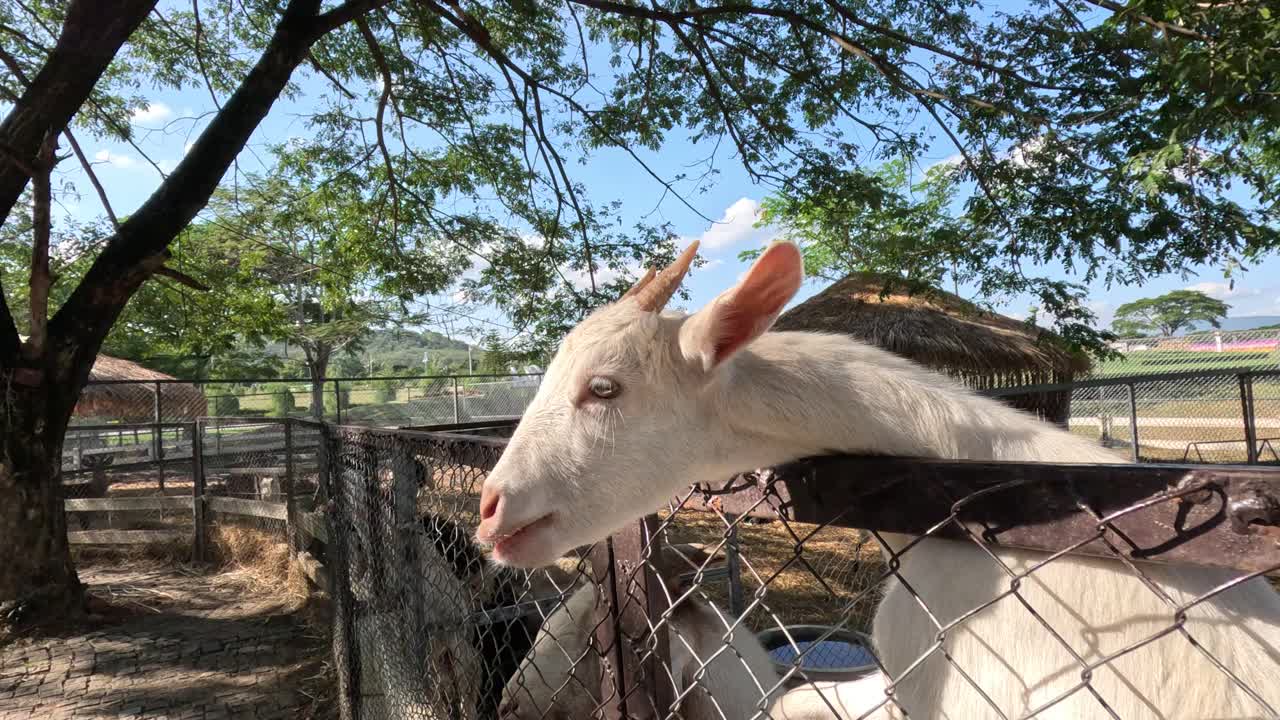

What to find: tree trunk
left=0, top=376, right=83, bottom=626
left=305, top=345, right=332, bottom=421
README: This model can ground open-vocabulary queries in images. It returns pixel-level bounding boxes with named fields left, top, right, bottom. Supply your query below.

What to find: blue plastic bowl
left=756, top=625, right=878, bottom=683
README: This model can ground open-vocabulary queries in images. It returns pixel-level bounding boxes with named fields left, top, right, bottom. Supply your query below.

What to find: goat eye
left=587, top=376, right=621, bottom=400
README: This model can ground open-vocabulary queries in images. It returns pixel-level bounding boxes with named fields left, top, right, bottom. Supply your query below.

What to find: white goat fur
left=478, top=242, right=1280, bottom=719
left=500, top=579, right=783, bottom=719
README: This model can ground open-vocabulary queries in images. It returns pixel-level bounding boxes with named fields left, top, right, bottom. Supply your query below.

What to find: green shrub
left=373, top=379, right=399, bottom=404
left=271, top=388, right=296, bottom=416
left=210, top=394, right=240, bottom=416
left=324, top=386, right=351, bottom=418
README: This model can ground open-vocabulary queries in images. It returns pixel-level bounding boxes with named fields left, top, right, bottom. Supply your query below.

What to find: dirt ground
left=0, top=561, right=334, bottom=720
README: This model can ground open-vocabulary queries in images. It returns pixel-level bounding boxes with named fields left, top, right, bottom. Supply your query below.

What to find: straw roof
left=77, top=351, right=207, bottom=421
left=772, top=274, right=1089, bottom=423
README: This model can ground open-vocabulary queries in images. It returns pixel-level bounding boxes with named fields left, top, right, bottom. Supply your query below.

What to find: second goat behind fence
left=476, top=240, right=1280, bottom=719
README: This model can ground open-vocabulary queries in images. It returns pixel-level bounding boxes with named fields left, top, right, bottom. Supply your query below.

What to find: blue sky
left=40, top=6, right=1280, bottom=345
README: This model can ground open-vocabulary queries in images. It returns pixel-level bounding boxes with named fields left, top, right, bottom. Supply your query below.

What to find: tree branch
left=355, top=17, right=401, bottom=235
left=155, top=265, right=210, bottom=291
left=0, top=0, right=155, bottom=227
left=313, top=0, right=397, bottom=35
left=1082, top=0, right=1209, bottom=40
left=25, top=132, right=56, bottom=357
left=47, top=0, right=330, bottom=400
left=63, top=127, right=119, bottom=227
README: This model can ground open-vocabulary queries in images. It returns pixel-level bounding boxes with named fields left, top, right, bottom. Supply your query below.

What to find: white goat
left=476, top=240, right=1280, bottom=719
left=769, top=672, right=895, bottom=720
left=499, top=564, right=783, bottom=719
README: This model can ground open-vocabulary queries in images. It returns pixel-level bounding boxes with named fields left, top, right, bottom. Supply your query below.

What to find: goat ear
left=679, top=241, right=803, bottom=372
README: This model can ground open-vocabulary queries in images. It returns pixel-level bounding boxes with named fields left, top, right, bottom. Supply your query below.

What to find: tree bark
left=305, top=344, right=333, bottom=420
left=0, top=373, right=83, bottom=626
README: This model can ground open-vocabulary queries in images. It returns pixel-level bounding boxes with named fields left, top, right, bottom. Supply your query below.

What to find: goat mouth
left=491, top=513, right=556, bottom=561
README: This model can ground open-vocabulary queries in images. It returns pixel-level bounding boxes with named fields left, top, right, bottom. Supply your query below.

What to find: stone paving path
left=0, top=566, right=331, bottom=719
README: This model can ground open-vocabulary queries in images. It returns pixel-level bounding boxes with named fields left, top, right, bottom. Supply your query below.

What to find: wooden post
left=452, top=377, right=461, bottom=423
left=725, top=516, right=745, bottom=618
left=591, top=514, right=675, bottom=720
left=1241, top=374, right=1259, bottom=465
left=333, top=379, right=344, bottom=424
left=283, top=420, right=297, bottom=552
left=1127, top=382, right=1140, bottom=462
left=192, top=420, right=207, bottom=562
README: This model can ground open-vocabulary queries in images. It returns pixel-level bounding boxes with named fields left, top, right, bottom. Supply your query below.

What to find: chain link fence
left=989, top=369, right=1280, bottom=465
left=315, top=422, right=1280, bottom=720
left=1099, top=328, right=1280, bottom=378
left=70, top=372, right=543, bottom=429
left=57, top=412, right=1280, bottom=719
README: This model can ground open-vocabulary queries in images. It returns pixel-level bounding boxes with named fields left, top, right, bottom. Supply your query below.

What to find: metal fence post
left=324, top=427, right=362, bottom=720
left=1240, top=373, right=1259, bottom=465
left=192, top=420, right=206, bottom=562
left=154, top=381, right=166, bottom=491
left=333, top=379, right=343, bottom=424
left=283, top=420, right=297, bottom=551
left=452, top=377, right=461, bottom=423
left=1127, top=382, right=1140, bottom=463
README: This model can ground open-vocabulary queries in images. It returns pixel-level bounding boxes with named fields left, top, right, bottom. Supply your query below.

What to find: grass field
left=1094, top=349, right=1278, bottom=377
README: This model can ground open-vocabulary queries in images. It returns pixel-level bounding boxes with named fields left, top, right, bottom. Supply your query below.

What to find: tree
left=752, top=1, right=1279, bottom=358
left=1, top=0, right=1278, bottom=626
left=190, top=160, right=458, bottom=418
left=1112, top=290, right=1231, bottom=337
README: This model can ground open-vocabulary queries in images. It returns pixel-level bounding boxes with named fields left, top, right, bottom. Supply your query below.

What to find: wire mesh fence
left=54, top=410, right=1280, bottom=719
left=70, top=373, right=544, bottom=430
left=315, top=423, right=1280, bottom=720
left=990, top=369, right=1280, bottom=465
left=1099, top=328, right=1280, bottom=378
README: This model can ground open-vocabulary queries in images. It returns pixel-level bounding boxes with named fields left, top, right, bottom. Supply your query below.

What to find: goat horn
left=621, top=266, right=657, bottom=300
left=633, top=240, right=699, bottom=312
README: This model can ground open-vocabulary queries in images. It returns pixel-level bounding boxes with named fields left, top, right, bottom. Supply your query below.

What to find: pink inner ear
left=711, top=303, right=756, bottom=365
left=707, top=242, right=802, bottom=366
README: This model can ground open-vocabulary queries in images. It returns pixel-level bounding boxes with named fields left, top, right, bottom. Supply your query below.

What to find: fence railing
left=307, top=420, right=1280, bottom=720
left=62, top=412, right=1280, bottom=719
left=986, top=368, right=1280, bottom=465
left=74, top=372, right=544, bottom=428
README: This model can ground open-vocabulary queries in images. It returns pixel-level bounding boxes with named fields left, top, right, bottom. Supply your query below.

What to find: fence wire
left=316, top=423, right=1280, bottom=720
left=325, top=424, right=606, bottom=720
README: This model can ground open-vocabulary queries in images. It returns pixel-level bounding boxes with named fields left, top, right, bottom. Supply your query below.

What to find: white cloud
left=1008, top=137, right=1047, bottom=168
left=927, top=153, right=963, bottom=170
left=1184, top=281, right=1261, bottom=300
left=93, top=149, right=135, bottom=169
left=130, top=101, right=173, bottom=125
left=703, top=258, right=725, bottom=269
left=689, top=197, right=776, bottom=250
left=1086, top=300, right=1114, bottom=327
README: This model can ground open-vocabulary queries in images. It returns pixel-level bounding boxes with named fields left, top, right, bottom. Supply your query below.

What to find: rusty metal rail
left=680, top=457, right=1280, bottom=576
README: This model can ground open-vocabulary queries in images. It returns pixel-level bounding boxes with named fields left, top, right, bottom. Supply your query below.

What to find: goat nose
left=498, top=698, right=518, bottom=718
left=480, top=483, right=501, bottom=523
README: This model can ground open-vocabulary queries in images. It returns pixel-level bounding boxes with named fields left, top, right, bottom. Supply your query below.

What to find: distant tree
left=1112, top=291, right=1231, bottom=337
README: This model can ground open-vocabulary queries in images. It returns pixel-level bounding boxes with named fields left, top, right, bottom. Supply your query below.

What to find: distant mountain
left=362, top=328, right=470, bottom=352
left=1183, top=316, right=1280, bottom=334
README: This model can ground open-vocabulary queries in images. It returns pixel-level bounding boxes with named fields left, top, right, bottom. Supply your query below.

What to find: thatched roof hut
left=772, top=274, right=1090, bottom=425
left=76, top=353, right=207, bottom=422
